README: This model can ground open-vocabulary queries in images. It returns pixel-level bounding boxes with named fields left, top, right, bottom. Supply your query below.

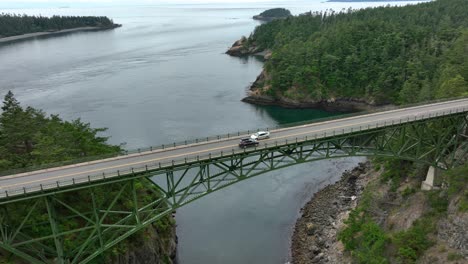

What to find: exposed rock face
left=291, top=162, right=377, bottom=264
left=252, top=15, right=281, bottom=22
left=438, top=196, right=468, bottom=256
left=242, top=68, right=395, bottom=112
left=226, top=36, right=261, bottom=57
left=109, top=221, right=177, bottom=264
left=242, top=69, right=393, bottom=112
left=242, top=94, right=380, bottom=112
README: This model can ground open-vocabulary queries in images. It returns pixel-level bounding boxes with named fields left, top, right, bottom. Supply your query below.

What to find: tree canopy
left=256, top=8, right=292, bottom=18
left=0, top=92, right=175, bottom=263
left=0, top=91, right=120, bottom=172
left=0, top=13, right=116, bottom=38
left=245, top=0, right=468, bottom=105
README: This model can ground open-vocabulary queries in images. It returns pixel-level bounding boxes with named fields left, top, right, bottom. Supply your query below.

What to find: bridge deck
left=1, top=98, right=467, bottom=199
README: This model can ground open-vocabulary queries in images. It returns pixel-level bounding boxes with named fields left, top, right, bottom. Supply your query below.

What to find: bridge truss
left=0, top=112, right=467, bottom=263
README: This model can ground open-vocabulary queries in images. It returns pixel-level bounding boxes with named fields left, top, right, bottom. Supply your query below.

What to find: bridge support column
left=421, top=166, right=441, bottom=190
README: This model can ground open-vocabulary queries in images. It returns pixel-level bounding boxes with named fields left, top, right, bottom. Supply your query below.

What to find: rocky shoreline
left=0, top=25, right=122, bottom=45
left=226, top=37, right=389, bottom=112
left=290, top=161, right=378, bottom=264
left=241, top=94, right=380, bottom=112
left=225, top=36, right=262, bottom=57
left=242, top=69, right=386, bottom=112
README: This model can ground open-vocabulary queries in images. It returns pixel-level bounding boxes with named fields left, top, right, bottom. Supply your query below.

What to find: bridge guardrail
left=1, top=96, right=467, bottom=177
left=1, top=106, right=467, bottom=200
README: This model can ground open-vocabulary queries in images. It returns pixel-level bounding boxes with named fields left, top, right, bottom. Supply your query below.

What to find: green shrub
left=339, top=210, right=388, bottom=263
left=427, top=191, right=449, bottom=215
left=402, top=187, right=416, bottom=198
left=447, top=252, right=463, bottom=261
left=393, top=218, right=435, bottom=263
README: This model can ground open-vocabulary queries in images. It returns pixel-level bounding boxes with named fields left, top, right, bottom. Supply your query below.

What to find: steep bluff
left=109, top=220, right=177, bottom=264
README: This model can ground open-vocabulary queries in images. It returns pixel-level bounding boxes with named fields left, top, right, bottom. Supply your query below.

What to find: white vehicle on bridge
left=250, top=131, right=270, bottom=140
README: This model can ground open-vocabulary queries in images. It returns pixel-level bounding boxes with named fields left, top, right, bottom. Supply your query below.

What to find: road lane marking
left=1, top=105, right=467, bottom=189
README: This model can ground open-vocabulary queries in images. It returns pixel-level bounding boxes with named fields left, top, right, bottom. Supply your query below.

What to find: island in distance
left=0, top=14, right=121, bottom=45
left=252, top=8, right=292, bottom=22
left=328, top=0, right=423, bottom=1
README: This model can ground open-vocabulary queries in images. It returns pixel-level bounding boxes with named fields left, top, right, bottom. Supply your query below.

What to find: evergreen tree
left=0, top=91, right=120, bottom=172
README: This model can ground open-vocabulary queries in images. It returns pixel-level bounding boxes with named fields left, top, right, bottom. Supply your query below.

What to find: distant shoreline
left=0, top=25, right=121, bottom=45
left=327, top=0, right=425, bottom=2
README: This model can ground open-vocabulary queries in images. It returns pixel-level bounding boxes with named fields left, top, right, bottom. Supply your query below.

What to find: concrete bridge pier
left=421, top=166, right=442, bottom=190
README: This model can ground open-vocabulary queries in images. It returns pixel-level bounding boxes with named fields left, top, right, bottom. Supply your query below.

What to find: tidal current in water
left=0, top=1, right=423, bottom=263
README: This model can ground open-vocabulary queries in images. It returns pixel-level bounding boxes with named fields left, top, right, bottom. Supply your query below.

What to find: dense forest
left=243, top=1, right=468, bottom=262
left=0, top=92, right=176, bottom=263
left=253, top=8, right=292, bottom=20
left=0, top=13, right=118, bottom=38
left=0, top=91, right=120, bottom=172
left=244, top=0, right=468, bottom=105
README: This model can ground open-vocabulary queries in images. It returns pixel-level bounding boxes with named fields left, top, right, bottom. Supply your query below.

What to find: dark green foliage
left=339, top=161, right=468, bottom=263
left=379, top=159, right=411, bottom=192
left=338, top=186, right=389, bottom=264
left=444, top=163, right=468, bottom=212
left=0, top=91, right=120, bottom=172
left=246, top=0, right=468, bottom=104
left=339, top=209, right=388, bottom=263
left=393, top=218, right=435, bottom=263
left=1, top=182, right=174, bottom=261
left=0, top=13, right=116, bottom=38
left=427, top=191, right=449, bottom=215
left=257, top=8, right=291, bottom=18
left=0, top=94, right=174, bottom=261
left=401, top=187, right=416, bottom=198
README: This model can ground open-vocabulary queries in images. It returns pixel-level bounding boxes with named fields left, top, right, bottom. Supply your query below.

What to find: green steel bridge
left=0, top=98, right=467, bottom=263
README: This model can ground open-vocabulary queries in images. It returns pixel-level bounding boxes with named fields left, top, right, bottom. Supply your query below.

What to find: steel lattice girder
left=0, top=113, right=467, bottom=263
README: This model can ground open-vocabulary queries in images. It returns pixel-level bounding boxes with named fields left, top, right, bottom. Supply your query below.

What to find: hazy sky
left=1, top=0, right=288, bottom=5
left=0, top=0, right=298, bottom=9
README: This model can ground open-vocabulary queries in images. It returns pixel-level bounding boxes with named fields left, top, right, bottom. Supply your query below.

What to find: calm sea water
left=0, top=1, right=423, bottom=263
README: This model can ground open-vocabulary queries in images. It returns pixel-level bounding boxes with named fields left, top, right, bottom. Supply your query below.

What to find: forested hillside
left=253, top=8, right=292, bottom=21
left=0, top=14, right=118, bottom=38
left=0, top=92, right=177, bottom=263
left=0, top=91, right=120, bottom=172
left=244, top=0, right=468, bottom=105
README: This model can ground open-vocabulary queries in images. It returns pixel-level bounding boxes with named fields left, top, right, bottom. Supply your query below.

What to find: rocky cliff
left=227, top=37, right=384, bottom=112
left=226, top=36, right=262, bottom=57
left=109, top=217, right=177, bottom=264
left=291, top=161, right=468, bottom=263
left=242, top=69, right=386, bottom=112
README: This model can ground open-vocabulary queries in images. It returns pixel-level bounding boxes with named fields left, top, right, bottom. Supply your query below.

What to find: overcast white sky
left=2, top=0, right=287, bottom=4
left=0, top=0, right=296, bottom=8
